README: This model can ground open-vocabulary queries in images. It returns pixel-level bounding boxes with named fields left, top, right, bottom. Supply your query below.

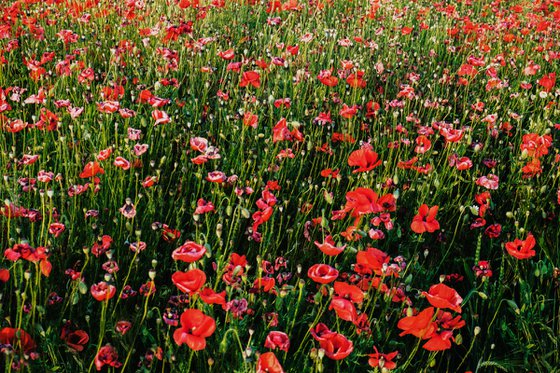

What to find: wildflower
left=505, top=233, right=536, bottom=260
left=0, top=327, right=37, bottom=354
left=347, top=148, right=382, bottom=173
left=172, top=241, right=206, bottom=263
left=257, top=352, right=284, bottom=373
left=94, top=344, right=122, bottom=370
left=421, top=283, right=463, bottom=313
left=314, top=235, right=346, bottom=256
left=115, top=321, right=132, bottom=335
left=397, top=307, right=436, bottom=339
left=79, top=161, right=104, bottom=179
left=172, top=269, right=206, bottom=294
left=473, top=261, right=493, bottom=278
left=264, top=331, right=290, bottom=352
left=410, top=204, right=440, bottom=234
left=368, top=346, right=398, bottom=370
left=173, top=309, right=216, bottom=350
left=60, top=323, right=89, bottom=352
left=90, top=281, right=117, bottom=301
left=307, top=264, right=339, bottom=284
left=319, top=333, right=353, bottom=360
left=239, top=71, right=261, bottom=88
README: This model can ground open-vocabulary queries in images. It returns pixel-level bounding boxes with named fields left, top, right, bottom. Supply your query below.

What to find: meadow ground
left=0, top=0, right=559, bottom=371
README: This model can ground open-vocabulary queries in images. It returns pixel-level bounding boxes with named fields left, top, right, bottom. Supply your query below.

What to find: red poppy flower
left=172, top=241, right=206, bottom=263
left=0, top=327, right=36, bottom=353
left=257, top=352, right=284, bottom=373
left=329, top=297, right=357, bottom=323
left=422, top=283, right=463, bottom=313
left=422, top=330, right=454, bottom=351
left=538, top=72, right=556, bottom=92
left=333, top=281, right=364, bottom=304
left=344, top=187, right=382, bottom=217
left=314, top=235, right=346, bottom=256
left=0, top=268, right=9, bottom=282
left=355, top=247, right=391, bottom=276
left=114, top=156, right=131, bottom=170
left=239, top=71, right=261, bottom=88
left=319, top=333, right=353, bottom=360
left=522, top=158, right=542, bottom=178
left=61, top=326, right=89, bottom=352
left=410, top=204, right=440, bottom=234
left=79, top=161, right=105, bottom=179
left=253, top=277, right=276, bottom=293
left=520, top=133, right=552, bottom=158
left=347, top=148, right=382, bottom=173
left=317, top=69, right=338, bottom=87
left=397, top=307, right=437, bottom=339
left=206, top=171, right=227, bottom=183
left=94, top=344, right=122, bottom=371
left=115, top=321, right=132, bottom=335
left=218, top=49, right=235, bottom=60
left=368, top=346, right=398, bottom=370
left=243, top=112, right=258, bottom=128
left=310, top=323, right=336, bottom=342
left=264, top=331, right=290, bottom=352
left=172, top=269, right=206, bottom=293
left=90, top=281, right=117, bottom=302
left=505, top=233, right=536, bottom=260
left=151, top=110, right=170, bottom=126
left=199, top=287, right=226, bottom=306
left=173, top=309, right=216, bottom=350
left=476, top=174, right=499, bottom=190
left=307, top=264, right=339, bottom=284
left=339, top=104, right=358, bottom=119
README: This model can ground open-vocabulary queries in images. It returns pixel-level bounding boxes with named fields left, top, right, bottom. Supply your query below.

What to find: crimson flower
left=94, top=344, right=122, bottom=371
left=410, top=204, right=440, bottom=234
left=310, top=323, right=336, bottom=342
left=172, top=241, right=206, bottom=263
left=368, top=346, right=398, bottom=370
left=173, top=309, right=216, bottom=350
left=239, top=71, right=261, bottom=88
left=307, top=264, right=339, bottom=284
left=355, top=247, right=391, bottom=276
left=172, top=269, right=206, bottom=294
left=319, top=333, right=353, bottom=360
left=90, top=281, right=116, bottom=302
left=314, top=235, right=346, bottom=256
left=329, top=297, right=357, bottom=323
left=60, top=323, right=89, bottom=352
left=538, top=72, right=556, bottom=92
left=422, top=283, right=463, bottom=313
left=115, top=321, right=132, bottom=335
left=199, top=287, right=227, bottom=306
left=79, top=161, right=104, bottom=179
left=0, top=268, right=9, bottom=282
left=0, top=327, right=36, bottom=353
left=348, top=148, right=382, bottom=173
left=397, top=307, right=437, bottom=339
left=264, top=331, right=290, bottom=352
left=505, top=233, right=536, bottom=260
left=257, top=352, right=284, bottom=373
left=344, top=187, right=382, bottom=217
left=333, top=281, right=364, bottom=304
left=422, top=330, right=454, bottom=351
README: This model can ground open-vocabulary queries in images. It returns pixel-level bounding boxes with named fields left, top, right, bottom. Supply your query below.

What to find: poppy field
left=1, top=0, right=559, bottom=371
